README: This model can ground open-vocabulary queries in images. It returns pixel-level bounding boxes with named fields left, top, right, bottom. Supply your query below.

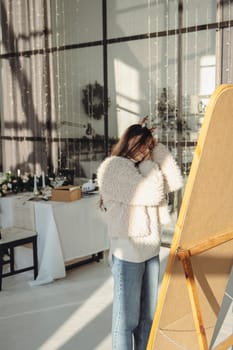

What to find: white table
left=0, top=193, right=109, bottom=285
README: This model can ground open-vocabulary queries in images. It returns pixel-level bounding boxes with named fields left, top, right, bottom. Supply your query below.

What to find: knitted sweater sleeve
left=97, top=156, right=164, bottom=206
left=152, top=143, right=183, bottom=193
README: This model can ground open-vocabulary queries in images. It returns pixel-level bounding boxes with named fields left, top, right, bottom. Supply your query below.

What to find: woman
left=97, top=122, right=183, bottom=350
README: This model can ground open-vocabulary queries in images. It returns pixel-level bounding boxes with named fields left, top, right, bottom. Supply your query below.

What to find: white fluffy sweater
left=97, top=143, right=183, bottom=262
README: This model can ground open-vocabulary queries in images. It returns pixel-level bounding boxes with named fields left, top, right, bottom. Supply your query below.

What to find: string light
left=226, top=0, right=232, bottom=83
left=183, top=0, right=189, bottom=176
left=147, top=0, right=152, bottom=124
left=165, top=0, right=169, bottom=142
left=173, top=0, right=178, bottom=153
left=153, top=0, right=159, bottom=138
left=55, top=0, right=62, bottom=173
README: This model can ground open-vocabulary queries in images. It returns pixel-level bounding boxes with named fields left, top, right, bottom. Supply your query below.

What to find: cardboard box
left=51, top=185, right=81, bottom=202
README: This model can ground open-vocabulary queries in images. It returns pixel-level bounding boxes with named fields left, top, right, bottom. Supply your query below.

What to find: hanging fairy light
left=84, top=24, right=94, bottom=179
left=147, top=0, right=152, bottom=124
left=55, top=0, right=62, bottom=173
left=74, top=1, right=82, bottom=178
left=38, top=1, right=49, bottom=175
left=225, top=1, right=232, bottom=83
left=89, top=60, right=94, bottom=173
left=173, top=0, right=180, bottom=163
left=152, top=0, right=159, bottom=138
left=165, top=0, right=169, bottom=144
left=206, top=5, right=210, bottom=60
left=183, top=0, right=189, bottom=176
left=193, top=5, right=199, bottom=140
left=191, top=1, right=200, bottom=174
left=60, top=0, right=71, bottom=171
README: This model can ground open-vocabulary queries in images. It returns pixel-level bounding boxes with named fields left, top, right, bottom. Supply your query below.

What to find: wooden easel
left=147, top=85, right=233, bottom=350
left=177, top=232, right=233, bottom=350
left=147, top=232, right=233, bottom=350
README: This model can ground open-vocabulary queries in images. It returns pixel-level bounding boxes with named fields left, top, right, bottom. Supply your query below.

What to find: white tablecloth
left=0, top=193, right=109, bottom=285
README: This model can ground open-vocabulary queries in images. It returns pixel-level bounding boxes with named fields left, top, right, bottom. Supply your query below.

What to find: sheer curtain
left=0, top=0, right=57, bottom=175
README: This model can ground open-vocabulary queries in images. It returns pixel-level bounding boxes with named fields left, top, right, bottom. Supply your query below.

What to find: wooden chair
left=0, top=227, right=38, bottom=290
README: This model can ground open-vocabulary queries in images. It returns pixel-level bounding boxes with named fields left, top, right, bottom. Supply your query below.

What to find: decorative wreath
left=82, top=81, right=110, bottom=120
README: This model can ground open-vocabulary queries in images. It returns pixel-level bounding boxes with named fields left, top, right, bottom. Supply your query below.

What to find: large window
left=0, top=0, right=233, bottom=186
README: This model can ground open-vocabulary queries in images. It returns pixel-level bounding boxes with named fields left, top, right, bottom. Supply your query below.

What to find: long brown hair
left=111, top=124, right=155, bottom=158
left=99, top=123, right=156, bottom=210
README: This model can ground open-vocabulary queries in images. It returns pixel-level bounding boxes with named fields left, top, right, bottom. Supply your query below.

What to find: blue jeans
left=111, top=255, right=160, bottom=350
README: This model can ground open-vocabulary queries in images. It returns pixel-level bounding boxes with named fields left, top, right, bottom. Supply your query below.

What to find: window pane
left=108, top=34, right=178, bottom=139
left=182, top=29, right=216, bottom=175
left=107, top=0, right=178, bottom=39
left=182, top=29, right=216, bottom=132
left=183, top=0, right=217, bottom=27
left=50, top=0, right=103, bottom=47
left=51, top=46, right=105, bottom=178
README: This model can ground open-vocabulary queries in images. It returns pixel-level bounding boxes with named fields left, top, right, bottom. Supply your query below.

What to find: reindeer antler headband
left=139, top=115, right=156, bottom=134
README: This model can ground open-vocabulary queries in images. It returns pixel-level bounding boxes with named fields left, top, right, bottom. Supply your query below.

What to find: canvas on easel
left=147, top=85, right=233, bottom=350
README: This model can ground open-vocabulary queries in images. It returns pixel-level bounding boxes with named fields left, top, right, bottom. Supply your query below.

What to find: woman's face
left=128, top=136, right=155, bottom=162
